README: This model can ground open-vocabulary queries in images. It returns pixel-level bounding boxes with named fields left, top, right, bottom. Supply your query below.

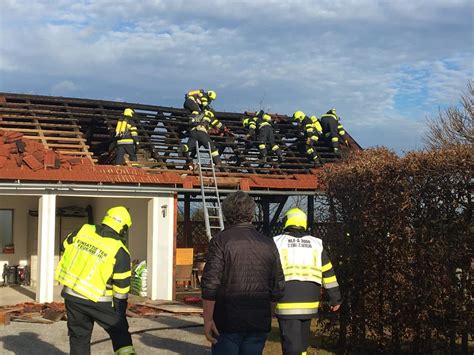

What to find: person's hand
left=330, top=304, right=341, bottom=312
left=204, top=319, right=219, bottom=344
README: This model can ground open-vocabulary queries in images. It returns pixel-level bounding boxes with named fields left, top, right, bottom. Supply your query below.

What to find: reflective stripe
left=117, top=139, right=134, bottom=144
left=310, top=135, right=318, bottom=141
left=323, top=275, right=337, bottom=283
left=276, top=308, right=319, bottom=315
left=306, top=148, right=314, bottom=154
left=277, top=301, right=320, bottom=309
left=324, top=281, right=339, bottom=289
left=321, top=262, right=333, bottom=272
left=115, top=345, right=137, bottom=354
left=331, top=137, right=339, bottom=142
left=113, top=270, right=131, bottom=280
left=211, top=150, right=219, bottom=157
left=259, top=121, right=271, bottom=128
left=113, top=284, right=130, bottom=294
left=272, top=145, right=280, bottom=151
left=275, top=302, right=320, bottom=315
left=63, top=286, right=113, bottom=302
left=339, top=130, right=345, bottom=135
left=113, top=292, right=129, bottom=300
left=259, top=144, right=266, bottom=149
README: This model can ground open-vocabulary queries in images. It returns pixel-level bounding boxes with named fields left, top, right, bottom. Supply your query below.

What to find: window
left=0, top=209, right=14, bottom=250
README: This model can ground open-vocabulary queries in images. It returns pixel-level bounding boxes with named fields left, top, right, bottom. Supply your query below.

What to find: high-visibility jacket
left=186, top=89, right=211, bottom=108
left=243, top=113, right=273, bottom=137
left=273, top=231, right=340, bottom=318
left=190, top=109, right=223, bottom=133
left=115, top=117, right=138, bottom=145
left=55, top=224, right=130, bottom=302
left=297, top=116, right=322, bottom=143
left=320, top=113, right=346, bottom=137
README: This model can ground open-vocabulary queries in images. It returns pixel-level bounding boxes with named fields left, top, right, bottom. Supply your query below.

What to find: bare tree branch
left=424, top=80, right=474, bottom=149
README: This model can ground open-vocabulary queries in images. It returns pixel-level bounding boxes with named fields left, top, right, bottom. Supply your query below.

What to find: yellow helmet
left=292, top=111, right=305, bottom=121
left=310, top=115, right=318, bottom=122
left=207, top=90, right=217, bottom=101
left=102, top=206, right=132, bottom=236
left=283, top=208, right=307, bottom=230
left=123, top=108, right=135, bottom=118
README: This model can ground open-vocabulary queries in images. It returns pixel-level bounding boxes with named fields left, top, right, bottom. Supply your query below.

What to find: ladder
left=196, top=142, right=224, bottom=240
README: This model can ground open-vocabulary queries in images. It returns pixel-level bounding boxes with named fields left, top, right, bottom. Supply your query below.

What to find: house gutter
left=0, top=182, right=320, bottom=197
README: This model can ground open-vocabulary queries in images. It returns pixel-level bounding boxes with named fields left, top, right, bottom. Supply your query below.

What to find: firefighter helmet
left=292, top=111, right=305, bottom=121
left=283, top=208, right=307, bottom=230
left=123, top=108, right=135, bottom=118
left=207, top=90, right=217, bottom=101
left=327, top=108, right=336, bottom=115
left=102, top=206, right=132, bottom=236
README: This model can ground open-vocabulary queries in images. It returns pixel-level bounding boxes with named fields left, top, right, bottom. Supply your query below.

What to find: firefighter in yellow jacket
left=182, top=89, right=225, bottom=167
left=243, top=110, right=283, bottom=162
left=292, top=111, right=323, bottom=164
left=320, top=108, right=347, bottom=155
left=55, top=206, right=136, bottom=355
left=115, top=108, right=139, bottom=166
left=274, top=208, right=341, bottom=355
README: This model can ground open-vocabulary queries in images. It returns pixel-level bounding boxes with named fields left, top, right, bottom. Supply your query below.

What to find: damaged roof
left=0, top=92, right=361, bottom=192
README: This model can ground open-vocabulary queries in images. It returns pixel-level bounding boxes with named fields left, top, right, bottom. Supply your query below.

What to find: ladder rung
left=205, top=206, right=220, bottom=209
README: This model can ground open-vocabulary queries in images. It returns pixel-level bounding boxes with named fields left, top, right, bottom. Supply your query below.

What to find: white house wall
left=0, top=191, right=176, bottom=303
left=0, top=195, right=38, bottom=271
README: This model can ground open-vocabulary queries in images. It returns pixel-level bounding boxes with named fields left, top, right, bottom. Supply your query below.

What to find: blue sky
left=0, top=0, right=472, bottom=153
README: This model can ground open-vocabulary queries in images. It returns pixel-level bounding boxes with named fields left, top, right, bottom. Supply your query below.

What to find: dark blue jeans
left=211, top=332, right=267, bottom=355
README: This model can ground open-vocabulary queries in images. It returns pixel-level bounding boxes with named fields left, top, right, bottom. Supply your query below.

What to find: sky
left=0, top=0, right=472, bottom=153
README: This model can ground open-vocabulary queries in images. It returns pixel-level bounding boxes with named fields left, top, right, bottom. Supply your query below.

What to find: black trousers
left=278, top=318, right=312, bottom=355
left=257, top=125, right=282, bottom=158
left=183, top=98, right=201, bottom=113
left=65, top=298, right=132, bottom=355
left=320, top=116, right=340, bottom=150
left=115, top=144, right=137, bottom=165
left=184, top=129, right=221, bottom=164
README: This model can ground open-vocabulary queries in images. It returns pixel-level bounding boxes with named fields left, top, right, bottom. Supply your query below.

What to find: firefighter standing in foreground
left=181, top=89, right=226, bottom=167
left=274, top=208, right=341, bottom=355
left=243, top=110, right=283, bottom=162
left=55, top=206, right=136, bottom=355
left=115, top=108, right=139, bottom=166
left=320, top=108, right=347, bottom=155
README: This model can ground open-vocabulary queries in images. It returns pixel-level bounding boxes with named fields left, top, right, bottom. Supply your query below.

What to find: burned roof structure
left=0, top=92, right=361, bottom=192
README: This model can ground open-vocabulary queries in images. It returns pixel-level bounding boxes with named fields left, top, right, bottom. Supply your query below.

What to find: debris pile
left=0, top=130, right=93, bottom=170
left=0, top=300, right=203, bottom=326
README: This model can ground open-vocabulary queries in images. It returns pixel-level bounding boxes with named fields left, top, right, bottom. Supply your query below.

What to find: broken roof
left=0, top=92, right=361, bottom=192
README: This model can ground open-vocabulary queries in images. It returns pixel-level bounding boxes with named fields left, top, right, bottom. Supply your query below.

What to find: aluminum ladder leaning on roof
left=196, top=142, right=224, bottom=240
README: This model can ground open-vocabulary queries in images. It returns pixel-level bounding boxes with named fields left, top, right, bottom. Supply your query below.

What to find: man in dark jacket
left=201, top=191, right=285, bottom=355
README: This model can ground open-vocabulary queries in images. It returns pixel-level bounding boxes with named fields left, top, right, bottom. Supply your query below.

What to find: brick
left=0, top=156, right=7, bottom=169
left=23, top=154, right=43, bottom=171
left=44, top=150, right=56, bottom=168
left=0, top=311, right=11, bottom=326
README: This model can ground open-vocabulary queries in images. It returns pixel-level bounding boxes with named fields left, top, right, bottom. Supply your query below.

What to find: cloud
left=0, top=0, right=472, bottom=152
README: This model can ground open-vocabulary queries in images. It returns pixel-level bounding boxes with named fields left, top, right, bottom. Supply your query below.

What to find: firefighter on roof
left=55, top=206, right=136, bottom=355
left=320, top=108, right=347, bottom=155
left=181, top=89, right=226, bottom=167
left=274, top=208, right=341, bottom=355
left=292, top=111, right=323, bottom=164
left=243, top=110, right=283, bottom=162
left=115, top=108, right=139, bottom=166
